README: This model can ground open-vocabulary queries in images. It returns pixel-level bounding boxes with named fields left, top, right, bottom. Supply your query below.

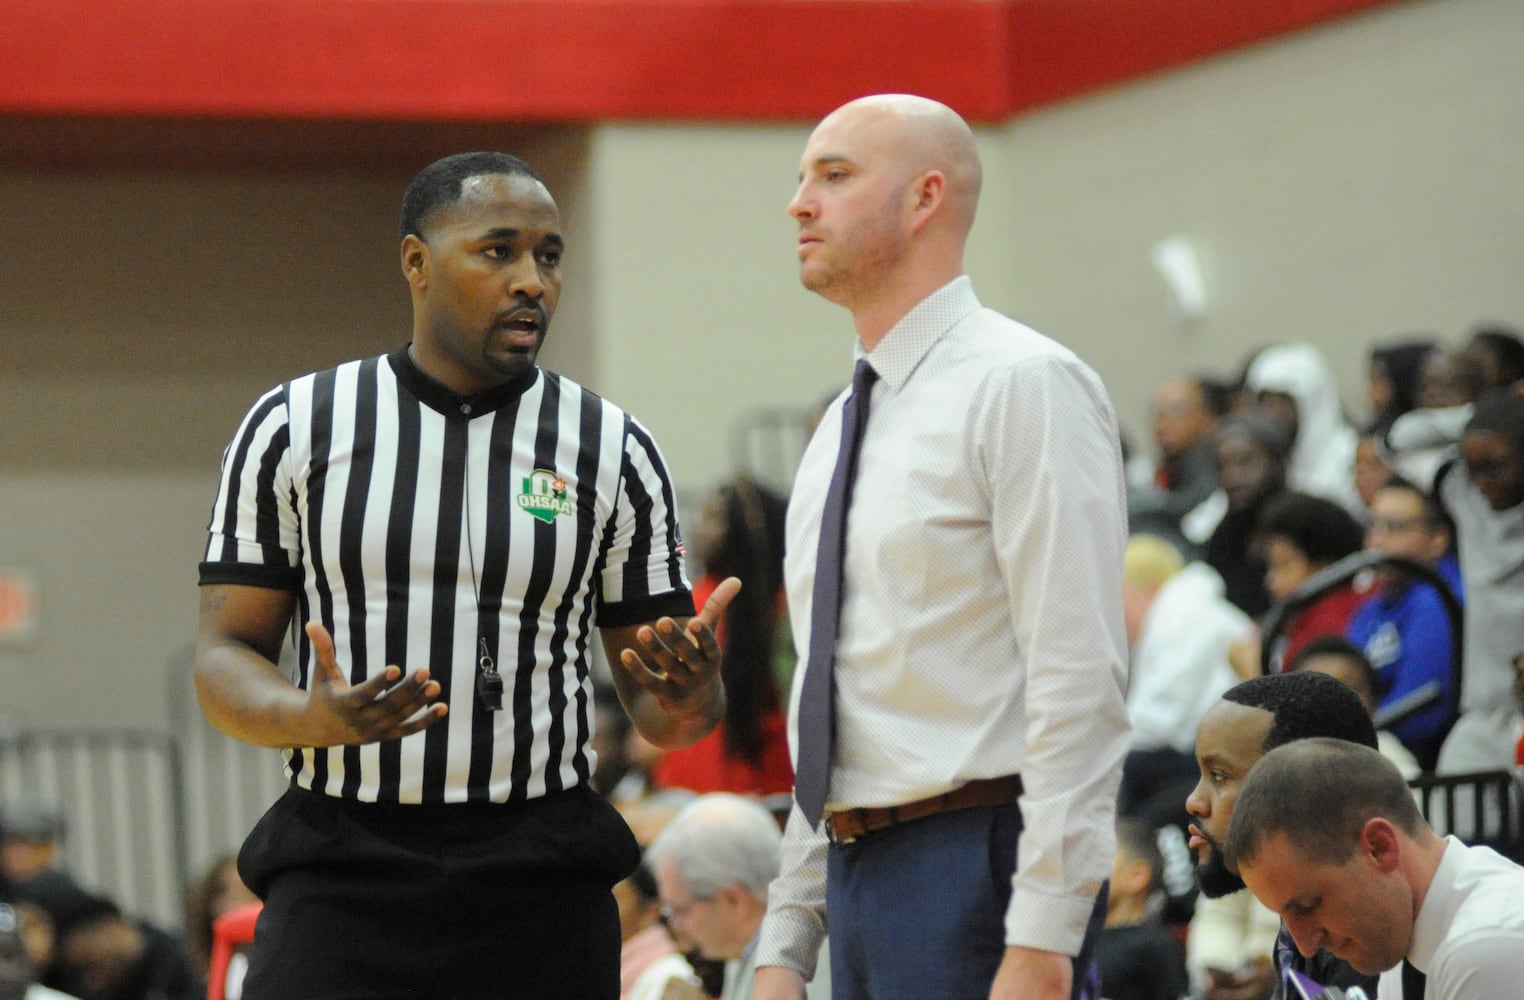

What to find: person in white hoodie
left=1246, top=343, right=1364, bottom=517
left=1118, top=534, right=1256, bottom=827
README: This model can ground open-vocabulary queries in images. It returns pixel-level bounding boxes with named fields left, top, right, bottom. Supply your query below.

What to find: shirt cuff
left=597, top=589, right=695, bottom=628
left=198, top=560, right=301, bottom=591
left=755, top=906, right=826, bottom=981
left=1005, top=889, right=1103, bottom=955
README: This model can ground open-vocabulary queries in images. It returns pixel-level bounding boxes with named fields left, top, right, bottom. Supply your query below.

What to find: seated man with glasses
left=646, top=794, right=783, bottom=1000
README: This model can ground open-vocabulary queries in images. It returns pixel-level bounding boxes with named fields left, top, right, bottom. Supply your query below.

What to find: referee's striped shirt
left=199, top=347, right=693, bottom=805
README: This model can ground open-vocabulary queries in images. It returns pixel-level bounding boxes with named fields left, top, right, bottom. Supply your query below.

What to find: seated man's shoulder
left=1431, top=925, right=1524, bottom=990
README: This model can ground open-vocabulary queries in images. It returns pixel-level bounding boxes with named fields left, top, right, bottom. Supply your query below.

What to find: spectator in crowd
left=1255, top=491, right=1368, bottom=672
left=1224, top=345, right=1271, bottom=416
left=1416, top=347, right=1487, bottom=411
left=1185, top=671, right=1380, bottom=1000
left=1460, top=323, right=1524, bottom=392
left=1146, top=375, right=1230, bottom=524
left=0, top=802, right=66, bottom=888
left=1367, top=337, right=1439, bottom=438
left=614, top=858, right=703, bottom=1000
left=1228, top=739, right=1524, bottom=998
left=1352, top=427, right=1396, bottom=512
left=4, top=905, right=59, bottom=998
left=617, top=791, right=731, bottom=999
left=1387, top=388, right=1524, bottom=773
left=1381, top=358, right=1479, bottom=490
left=651, top=476, right=795, bottom=798
left=1245, top=343, right=1363, bottom=515
left=1119, top=534, right=1252, bottom=829
left=1289, top=635, right=1422, bottom=778
left=0, top=800, right=92, bottom=978
left=1346, top=477, right=1464, bottom=768
left=1094, top=818, right=1188, bottom=1000
left=0, top=902, right=78, bottom=1000
left=1202, top=412, right=1291, bottom=619
left=647, top=794, right=782, bottom=1000
left=51, top=896, right=198, bottom=1000
left=181, top=857, right=256, bottom=999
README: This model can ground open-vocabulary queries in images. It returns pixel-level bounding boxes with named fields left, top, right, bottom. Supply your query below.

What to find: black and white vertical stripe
left=200, top=350, right=691, bottom=804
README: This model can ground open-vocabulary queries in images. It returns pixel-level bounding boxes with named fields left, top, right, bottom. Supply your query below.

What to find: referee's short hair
left=400, top=151, right=548, bottom=240
left=1225, top=738, right=1423, bottom=869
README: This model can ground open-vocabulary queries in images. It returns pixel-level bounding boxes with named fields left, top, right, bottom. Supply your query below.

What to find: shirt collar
left=388, top=344, right=540, bottom=418
left=857, top=276, right=981, bottom=392
left=1407, top=836, right=1467, bottom=973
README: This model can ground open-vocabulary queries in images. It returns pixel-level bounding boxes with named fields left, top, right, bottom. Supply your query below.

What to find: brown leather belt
left=825, top=774, right=1024, bottom=845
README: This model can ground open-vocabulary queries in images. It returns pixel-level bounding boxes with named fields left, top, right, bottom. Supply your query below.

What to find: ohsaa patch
left=517, top=469, right=573, bottom=524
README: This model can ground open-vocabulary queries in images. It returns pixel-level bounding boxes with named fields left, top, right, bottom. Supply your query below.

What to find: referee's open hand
left=302, top=621, right=448, bottom=745
left=612, top=576, right=741, bottom=745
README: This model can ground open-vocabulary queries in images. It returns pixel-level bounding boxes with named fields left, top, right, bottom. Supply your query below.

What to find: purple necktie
left=795, top=359, right=877, bottom=828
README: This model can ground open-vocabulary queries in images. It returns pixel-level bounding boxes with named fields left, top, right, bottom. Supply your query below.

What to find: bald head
left=790, top=94, right=983, bottom=338
left=816, top=94, right=982, bottom=235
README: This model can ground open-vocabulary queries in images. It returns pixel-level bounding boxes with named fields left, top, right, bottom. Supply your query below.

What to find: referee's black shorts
left=236, top=783, right=641, bottom=1000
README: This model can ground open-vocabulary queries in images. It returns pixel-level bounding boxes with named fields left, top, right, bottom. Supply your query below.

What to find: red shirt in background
left=1277, top=583, right=1370, bottom=670
left=646, top=575, right=795, bottom=797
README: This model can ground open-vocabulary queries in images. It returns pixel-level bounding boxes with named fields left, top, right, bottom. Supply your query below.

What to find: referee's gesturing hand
left=603, top=575, right=742, bottom=752
left=193, top=583, right=447, bottom=750
left=301, top=621, right=448, bottom=745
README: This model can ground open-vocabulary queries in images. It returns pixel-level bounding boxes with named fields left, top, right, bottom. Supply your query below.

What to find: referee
left=194, top=151, right=737, bottom=1000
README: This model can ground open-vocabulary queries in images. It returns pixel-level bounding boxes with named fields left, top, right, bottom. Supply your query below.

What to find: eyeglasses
left=660, top=896, right=712, bottom=923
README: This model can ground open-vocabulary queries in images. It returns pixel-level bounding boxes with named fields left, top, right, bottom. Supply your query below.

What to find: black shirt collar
left=387, top=344, right=540, bottom=418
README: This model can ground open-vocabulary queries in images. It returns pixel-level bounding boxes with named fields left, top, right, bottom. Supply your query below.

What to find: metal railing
left=0, top=655, right=288, bottom=931
left=1410, top=768, right=1524, bottom=861
left=0, top=727, right=187, bottom=929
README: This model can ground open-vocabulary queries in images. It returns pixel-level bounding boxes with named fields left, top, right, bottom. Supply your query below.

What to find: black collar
left=387, top=344, right=540, bottom=418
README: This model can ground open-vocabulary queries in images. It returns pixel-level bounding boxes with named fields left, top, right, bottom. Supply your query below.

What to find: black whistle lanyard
left=463, top=446, right=503, bottom=713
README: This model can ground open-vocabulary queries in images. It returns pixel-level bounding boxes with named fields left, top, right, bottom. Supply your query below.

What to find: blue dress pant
left=825, top=802, right=1106, bottom=1000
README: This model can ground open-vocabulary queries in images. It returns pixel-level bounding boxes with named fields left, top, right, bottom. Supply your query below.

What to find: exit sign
left=0, top=570, right=39, bottom=645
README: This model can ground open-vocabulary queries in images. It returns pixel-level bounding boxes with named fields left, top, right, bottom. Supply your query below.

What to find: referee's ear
left=402, top=234, right=430, bottom=290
